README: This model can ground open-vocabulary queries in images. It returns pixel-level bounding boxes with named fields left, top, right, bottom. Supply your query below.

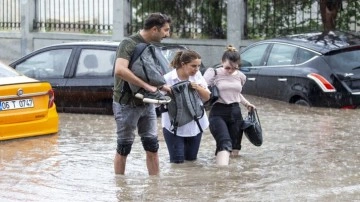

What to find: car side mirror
left=241, top=60, right=252, bottom=67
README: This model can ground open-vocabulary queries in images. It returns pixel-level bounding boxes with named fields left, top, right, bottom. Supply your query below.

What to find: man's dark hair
left=144, top=13, right=172, bottom=30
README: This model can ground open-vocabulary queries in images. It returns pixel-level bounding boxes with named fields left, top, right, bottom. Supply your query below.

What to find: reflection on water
left=1, top=96, right=359, bottom=201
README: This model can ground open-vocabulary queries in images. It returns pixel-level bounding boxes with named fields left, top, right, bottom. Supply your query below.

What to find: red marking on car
left=307, top=73, right=336, bottom=92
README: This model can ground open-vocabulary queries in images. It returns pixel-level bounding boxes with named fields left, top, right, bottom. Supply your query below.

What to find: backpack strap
left=119, top=43, right=149, bottom=105
left=213, top=68, right=217, bottom=84
left=170, top=84, right=181, bottom=136
left=129, top=43, right=149, bottom=68
left=132, top=43, right=151, bottom=83
left=186, top=86, right=204, bottom=133
left=203, top=68, right=218, bottom=109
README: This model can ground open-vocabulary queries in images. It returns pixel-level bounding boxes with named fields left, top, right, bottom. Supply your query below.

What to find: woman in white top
left=161, top=50, right=210, bottom=163
left=203, top=45, right=256, bottom=166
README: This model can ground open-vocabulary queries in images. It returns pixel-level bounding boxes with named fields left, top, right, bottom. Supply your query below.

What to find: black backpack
left=129, top=43, right=168, bottom=86
left=119, top=43, right=169, bottom=103
left=166, top=81, right=205, bottom=135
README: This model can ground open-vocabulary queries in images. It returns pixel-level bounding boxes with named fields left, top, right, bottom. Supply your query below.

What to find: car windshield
left=15, top=49, right=72, bottom=79
left=161, top=47, right=184, bottom=64
left=326, top=49, right=360, bottom=72
left=0, top=62, right=20, bottom=78
left=156, top=46, right=186, bottom=74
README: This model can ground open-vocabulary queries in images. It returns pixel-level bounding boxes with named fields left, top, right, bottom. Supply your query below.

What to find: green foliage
left=82, top=28, right=97, bottom=34
left=130, top=0, right=359, bottom=39
left=246, top=0, right=319, bottom=39
left=337, top=0, right=360, bottom=31
left=130, top=0, right=226, bottom=39
left=247, top=0, right=359, bottom=39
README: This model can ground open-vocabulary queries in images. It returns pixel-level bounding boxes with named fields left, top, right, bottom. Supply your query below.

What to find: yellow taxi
left=0, top=61, right=58, bottom=140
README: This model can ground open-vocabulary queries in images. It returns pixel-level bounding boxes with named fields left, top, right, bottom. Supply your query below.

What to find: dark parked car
left=9, top=41, right=205, bottom=114
left=213, top=31, right=360, bottom=109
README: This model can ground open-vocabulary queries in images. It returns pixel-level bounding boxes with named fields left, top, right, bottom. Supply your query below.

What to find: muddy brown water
left=1, top=96, right=359, bottom=201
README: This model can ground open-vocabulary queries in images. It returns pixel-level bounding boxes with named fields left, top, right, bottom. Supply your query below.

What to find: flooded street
left=1, top=96, right=359, bottom=201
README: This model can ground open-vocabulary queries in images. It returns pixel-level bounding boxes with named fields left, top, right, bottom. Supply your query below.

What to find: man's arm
left=114, top=57, right=158, bottom=92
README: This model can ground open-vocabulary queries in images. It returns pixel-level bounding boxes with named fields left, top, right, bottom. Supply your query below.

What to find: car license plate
left=0, top=99, right=34, bottom=111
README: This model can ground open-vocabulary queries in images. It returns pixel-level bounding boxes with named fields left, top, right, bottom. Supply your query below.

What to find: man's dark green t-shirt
left=113, top=33, right=147, bottom=104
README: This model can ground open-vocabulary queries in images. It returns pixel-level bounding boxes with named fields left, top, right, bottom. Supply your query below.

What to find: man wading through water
left=113, top=13, right=172, bottom=175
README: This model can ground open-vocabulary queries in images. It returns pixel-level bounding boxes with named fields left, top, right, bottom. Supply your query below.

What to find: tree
left=246, top=0, right=360, bottom=39
left=130, top=0, right=226, bottom=39
left=130, top=0, right=359, bottom=39
left=319, top=0, right=343, bottom=33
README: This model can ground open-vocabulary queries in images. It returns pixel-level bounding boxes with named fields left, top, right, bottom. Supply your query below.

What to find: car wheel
left=294, top=99, right=310, bottom=107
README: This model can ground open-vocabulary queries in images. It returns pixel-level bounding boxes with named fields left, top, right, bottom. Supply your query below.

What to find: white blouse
left=161, top=69, right=209, bottom=137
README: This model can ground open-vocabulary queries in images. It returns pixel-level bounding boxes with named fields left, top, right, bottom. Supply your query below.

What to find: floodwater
left=1, top=96, right=359, bottom=201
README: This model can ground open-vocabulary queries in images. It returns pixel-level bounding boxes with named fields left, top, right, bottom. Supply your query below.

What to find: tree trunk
left=319, top=0, right=342, bottom=33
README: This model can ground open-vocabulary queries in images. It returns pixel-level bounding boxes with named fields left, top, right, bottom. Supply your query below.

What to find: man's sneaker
left=135, top=89, right=171, bottom=104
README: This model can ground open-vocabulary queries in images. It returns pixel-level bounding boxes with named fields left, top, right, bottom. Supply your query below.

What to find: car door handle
left=247, top=78, right=256, bottom=81
left=278, top=78, right=287, bottom=82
